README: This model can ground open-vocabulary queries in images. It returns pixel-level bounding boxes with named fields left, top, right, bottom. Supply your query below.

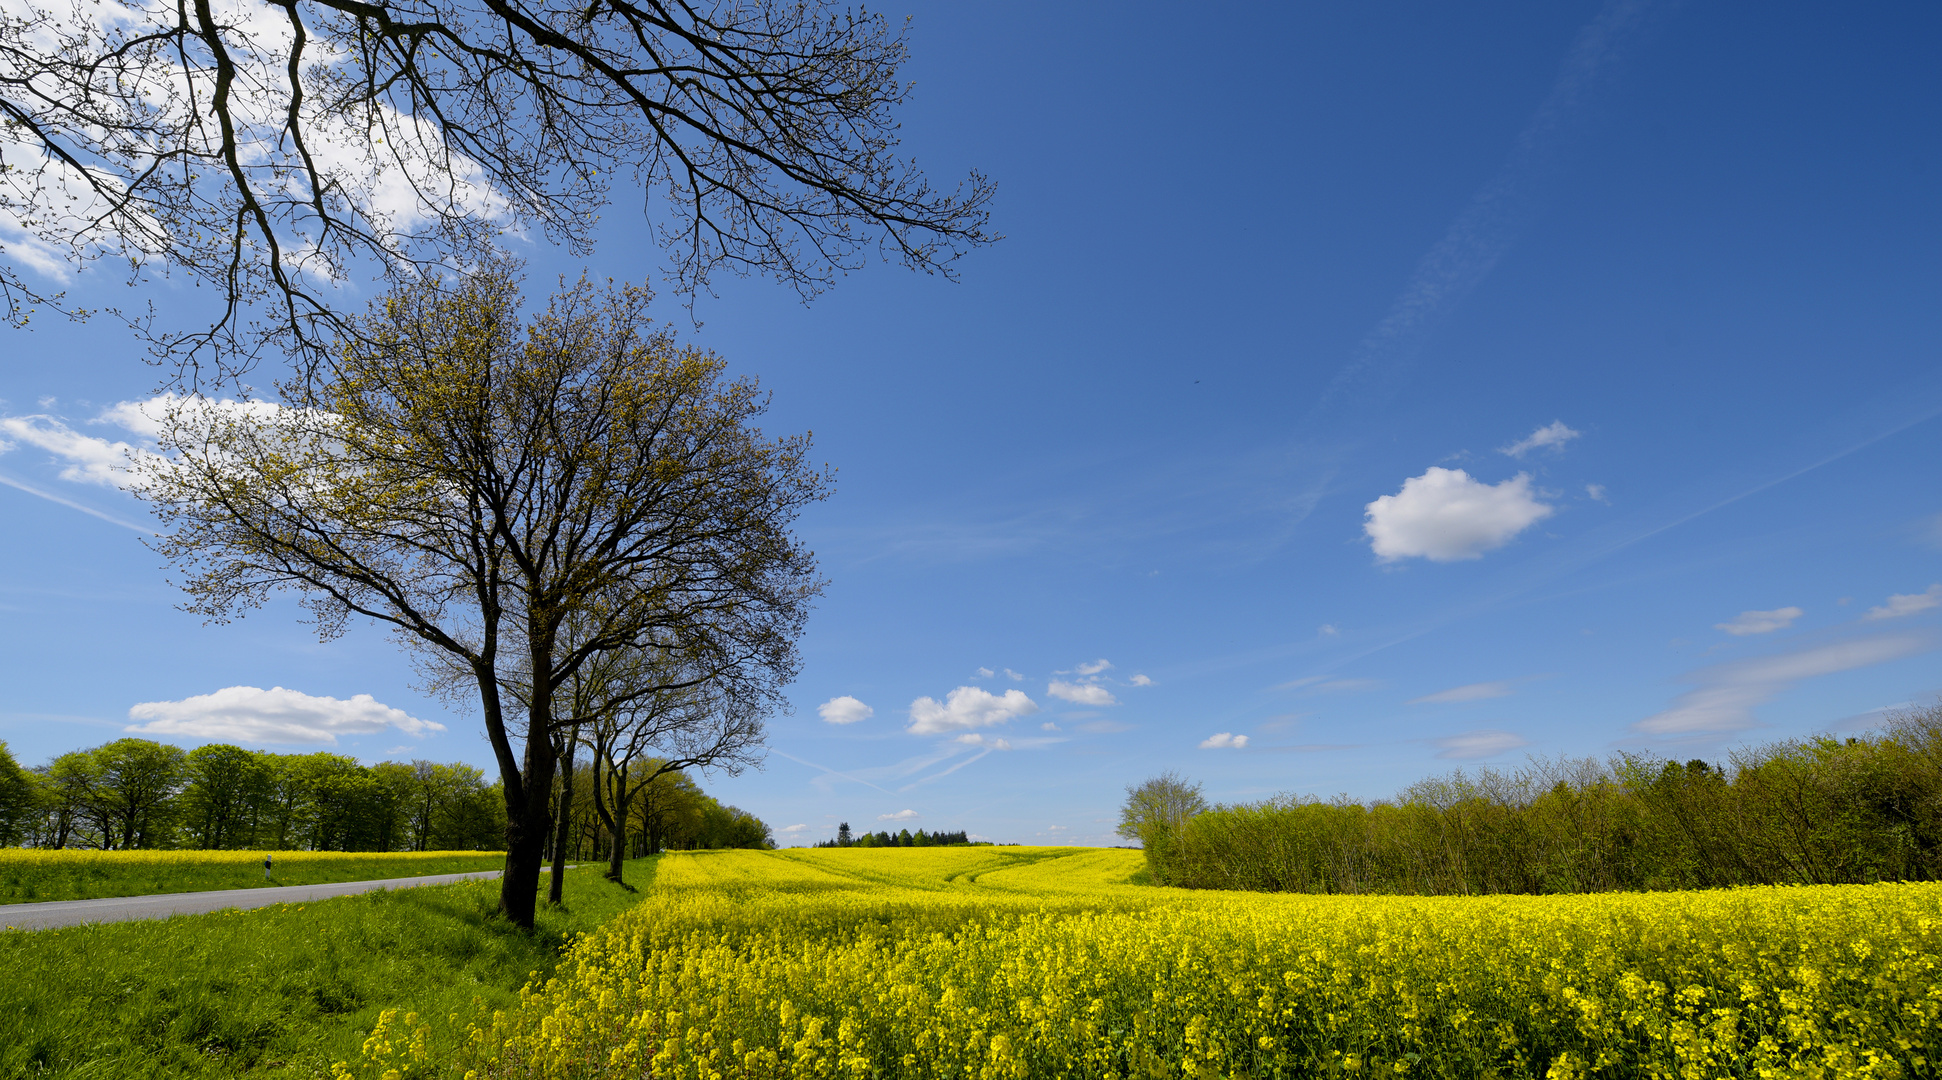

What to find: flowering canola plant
left=349, top=847, right=1942, bottom=1079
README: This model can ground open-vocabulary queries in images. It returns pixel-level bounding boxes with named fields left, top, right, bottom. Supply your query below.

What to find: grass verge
left=0, top=857, right=657, bottom=1078
left=0, top=850, right=511, bottom=904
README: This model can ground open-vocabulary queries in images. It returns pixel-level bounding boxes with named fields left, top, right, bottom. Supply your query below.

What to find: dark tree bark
left=547, top=722, right=580, bottom=905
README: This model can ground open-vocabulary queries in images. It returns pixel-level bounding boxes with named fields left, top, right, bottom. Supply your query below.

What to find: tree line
left=813, top=822, right=978, bottom=848
left=0, top=738, right=501, bottom=852
left=0, top=737, right=776, bottom=863
left=1119, top=705, right=1942, bottom=895
left=545, top=756, right=771, bottom=870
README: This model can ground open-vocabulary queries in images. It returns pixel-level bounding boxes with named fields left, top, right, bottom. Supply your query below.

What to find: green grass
left=0, top=851, right=510, bottom=904
left=0, top=858, right=656, bottom=1078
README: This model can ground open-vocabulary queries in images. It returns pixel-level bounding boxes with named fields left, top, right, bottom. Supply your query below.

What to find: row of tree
left=0, top=737, right=776, bottom=868
left=544, top=756, right=771, bottom=880
left=813, top=823, right=976, bottom=848
left=0, top=738, right=502, bottom=851
left=1119, top=706, right=1942, bottom=895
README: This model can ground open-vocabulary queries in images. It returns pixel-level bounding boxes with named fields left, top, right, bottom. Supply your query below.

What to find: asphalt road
left=0, top=870, right=505, bottom=931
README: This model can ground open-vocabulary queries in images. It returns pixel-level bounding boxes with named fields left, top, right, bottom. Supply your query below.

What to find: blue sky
left=3, top=1, right=1940, bottom=847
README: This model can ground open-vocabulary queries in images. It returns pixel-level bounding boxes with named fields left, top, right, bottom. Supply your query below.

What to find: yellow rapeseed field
left=0, top=849, right=491, bottom=872
left=0, top=848, right=507, bottom=904
left=344, top=847, right=1942, bottom=1080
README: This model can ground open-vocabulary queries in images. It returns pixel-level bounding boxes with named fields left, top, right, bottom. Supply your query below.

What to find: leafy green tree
left=180, top=744, right=274, bottom=849
left=0, top=741, right=41, bottom=846
left=36, top=752, right=101, bottom=848
left=91, top=739, right=187, bottom=850
left=1118, top=772, right=1208, bottom=883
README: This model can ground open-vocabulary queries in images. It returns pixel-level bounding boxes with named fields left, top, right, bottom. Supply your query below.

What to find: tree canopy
left=135, top=270, right=825, bottom=925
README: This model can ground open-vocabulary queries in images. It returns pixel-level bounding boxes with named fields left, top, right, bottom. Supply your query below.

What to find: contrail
left=0, top=471, right=150, bottom=533
left=1311, top=0, right=1665, bottom=426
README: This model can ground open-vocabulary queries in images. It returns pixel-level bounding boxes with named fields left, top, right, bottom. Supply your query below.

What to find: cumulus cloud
left=1715, top=607, right=1803, bottom=636
left=1435, top=730, right=1529, bottom=759
left=974, top=666, right=995, bottom=678
left=817, top=695, right=874, bottom=725
left=1409, top=681, right=1515, bottom=705
left=1199, top=732, right=1250, bottom=749
left=878, top=809, right=920, bottom=821
left=1047, top=680, right=1118, bottom=706
left=1074, top=659, right=1112, bottom=676
left=126, top=685, right=443, bottom=745
left=955, top=733, right=1013, bottom=750
left=777, top=823, right=811, bottom=835
left=1002, top=668, right=1025, bottom=681
left=0, top=395, right=295, bottom=497
left=1636, top=633, right=1935, bottom=736
left=1585, top=483, right=1609, bottom=503
left=907, top=686, right=1039, bottom=735
left=1364, top=467, right=1553, bottom=562
left=1130, top=674, right=1153, bottom=687
left=1865, top=585, right=1942, bottom=621
left=0, top=413, right=148, bottom=486
left=1500, top=421, right=1581, bottom=458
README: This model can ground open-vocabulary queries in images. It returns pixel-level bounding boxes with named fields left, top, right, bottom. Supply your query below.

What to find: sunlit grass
left=0, top=858, right=653, bottom=1078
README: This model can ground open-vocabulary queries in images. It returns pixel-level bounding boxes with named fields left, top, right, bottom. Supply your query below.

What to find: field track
left=0, top=869, right=502, bottom=930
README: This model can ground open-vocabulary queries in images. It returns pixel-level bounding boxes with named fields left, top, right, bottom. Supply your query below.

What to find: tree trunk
left=606, top=759, right=628, bottom=884
left=493, top=645, right=558, bottom=931
left=548, top=723, right=579, bottom=905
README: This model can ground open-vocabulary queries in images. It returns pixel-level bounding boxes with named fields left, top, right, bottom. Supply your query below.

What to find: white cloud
left=1318, top=624, right=1340, bottom=637
left=878, top=809, right=920, bottom=821
left=1636, top=633, right=1935, bottom=736
left=1715, top=607, right=1803, bottom=636
left=126, top=685, right=443, bottom=746
left=974, top=666, right=995, bottom=678
left=1075, top=659, right=1112, bottom=676
left=1409, top=680, right=1515, bottom=705
left=1130, top=674, right=1153, bottom=687
left=1047, top=680, right=1118, bottom=706
left=1435, top=730, right=1528, bottom=759
left=1002, top=668, right=1025, bottom=681
left=1040, top=721, right=1060, bottom=731
left=778, top=823, right=811, bottom=835
left=1585, top=483, right=1609, bottom=503
left=1364, top=467, right=1554, bottom=562
left=1501, top=421, right=1581, bottom=458
left=1199, top=732, right=1250, bottom=749
left=1864, top=585, right=1942, bottom=621
left=0, top=395, right=291, bottom=493
left=907, top=686, right=1039, bottom=735
left=0, top=413, right=148, bottom=486
left=817, top=695, right=874, bottom=725
left=955, top=733, right=1013, bottom=750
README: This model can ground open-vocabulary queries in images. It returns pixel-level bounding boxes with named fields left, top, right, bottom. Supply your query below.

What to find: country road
left=0, top=870, right=504, bottom=931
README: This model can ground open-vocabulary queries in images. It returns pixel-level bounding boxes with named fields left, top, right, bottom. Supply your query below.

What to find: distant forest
left=0, top=738, right=771, bottom=855
left=812, top=822, right=979, bottom=848
left=1121, top=705, right=1942, bottom=895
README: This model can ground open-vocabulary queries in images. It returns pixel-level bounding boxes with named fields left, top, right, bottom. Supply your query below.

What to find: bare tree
left=135, top=269, right=827, bottom=927
left=1, top=0, right=995, bottom=383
